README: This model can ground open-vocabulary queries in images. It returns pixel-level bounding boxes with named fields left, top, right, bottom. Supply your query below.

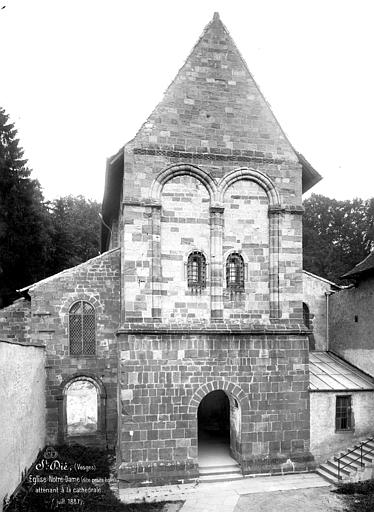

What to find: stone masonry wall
left=161, top=175, right=210, bottom=321
left=0, top=298, right=31, bottom=343
left=28, top=248, right=121, bottom=447
left=121, top=154, right=304, bottom=325
left=223, top=180, right=269, bottom=321
left=118, top=330, right=312, bottom=485
left=302, top=271, right=336, bottom=351
left=330, top=276, right=374, bottom=376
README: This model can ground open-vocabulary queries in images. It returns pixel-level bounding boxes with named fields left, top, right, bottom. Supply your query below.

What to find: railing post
left=361, top=443, right=363, bottom=466
left=338, top=459, right=340, bottom=480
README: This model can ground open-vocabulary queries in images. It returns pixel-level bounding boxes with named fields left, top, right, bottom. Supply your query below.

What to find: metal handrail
left=336, top=437, right=374, bottom=480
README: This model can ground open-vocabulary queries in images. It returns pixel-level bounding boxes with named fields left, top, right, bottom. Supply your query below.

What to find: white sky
left=1, top=0, right=374, bottom=203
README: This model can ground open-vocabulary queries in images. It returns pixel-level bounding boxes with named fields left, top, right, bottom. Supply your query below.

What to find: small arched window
left=69, top=301, right=96, bottom=355
left=187, top=251, right=206, bottom=290
left=226, top=253, right=245, bottom=291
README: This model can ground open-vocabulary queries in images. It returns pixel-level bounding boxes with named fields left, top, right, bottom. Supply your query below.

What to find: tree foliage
left=0, top=107, right=50, bottom=307
left=0, top=107, right=101, bottom=308
left=46, top=195, right=101, bottom=275
left=303, top=194, right=374, bottom=284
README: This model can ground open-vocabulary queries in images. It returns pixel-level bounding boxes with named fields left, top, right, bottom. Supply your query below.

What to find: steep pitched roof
left=132, top=12, right=299, bottom=161
left=101, top=13, right=322, bottom=250
left=341, top=251, right=374, bottom=280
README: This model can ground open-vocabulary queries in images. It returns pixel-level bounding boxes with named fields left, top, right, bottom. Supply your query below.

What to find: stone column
left=151, top=204, right=162, bottom=319
left=210, top=206, right=224, bottom=321
left=268, top=206, right=282, bottom=319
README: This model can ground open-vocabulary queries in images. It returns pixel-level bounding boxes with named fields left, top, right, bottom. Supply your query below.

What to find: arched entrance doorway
left=198, top=390, right=238, bottom=467
left=57, top=374, right=107, bottom=447
left=66, top=379, right=98, bottom=435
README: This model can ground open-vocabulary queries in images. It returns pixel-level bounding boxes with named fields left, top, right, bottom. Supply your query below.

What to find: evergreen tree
left=0, top=107, right=50, bottom=307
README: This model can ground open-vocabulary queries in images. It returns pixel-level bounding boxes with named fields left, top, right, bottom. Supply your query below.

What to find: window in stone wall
left=69, top=301, right=96, bottom=355
left=336, top=395, right=352, bottom=431
left=187, top=251, right=206, bottom=290
left=226, top=253, right=245, bottom=291
left=303, top=302, right=310, bottom=328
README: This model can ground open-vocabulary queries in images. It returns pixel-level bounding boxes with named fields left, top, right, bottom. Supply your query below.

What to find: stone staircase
left=317, top=437, right=374, bottom=484
left=199, top=461, right=243, bottom=483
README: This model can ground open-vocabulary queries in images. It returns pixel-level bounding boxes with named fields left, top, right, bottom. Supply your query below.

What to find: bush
left=335, top=478, right=374, bottom=512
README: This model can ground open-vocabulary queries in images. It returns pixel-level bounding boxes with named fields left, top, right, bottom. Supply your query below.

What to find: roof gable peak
left=130, top=13, right=299, bottom=165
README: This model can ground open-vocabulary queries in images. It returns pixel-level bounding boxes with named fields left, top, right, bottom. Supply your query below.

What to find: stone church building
left=11, top=12, right=371, bottom=492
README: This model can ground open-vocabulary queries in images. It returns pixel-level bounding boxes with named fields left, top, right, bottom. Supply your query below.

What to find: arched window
left=69, top=301, right=96, bottom=355
left=226, top=253, right=245, bottom=291
left=187, top=251, right=206, bottom=290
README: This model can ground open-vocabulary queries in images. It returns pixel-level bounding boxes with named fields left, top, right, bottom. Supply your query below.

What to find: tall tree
left=0, top=107, right=50, bottom=307
left=46, top=195, right=101, bottom=275
left=303, top=194, right=374, bottom=283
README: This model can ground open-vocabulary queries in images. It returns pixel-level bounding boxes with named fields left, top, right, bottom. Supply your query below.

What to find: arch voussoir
left=150, top=164, right=218, bottom=202
left=218, top=167, right=280, bottom=207
left=188, top=380, right=249, bottom=414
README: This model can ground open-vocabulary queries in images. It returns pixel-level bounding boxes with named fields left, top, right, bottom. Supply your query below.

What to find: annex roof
left=302, top=269, right=340, bottom=289
left=309, top=351, right=374, bottom=392
left=341, top=251, right=374, bottom=280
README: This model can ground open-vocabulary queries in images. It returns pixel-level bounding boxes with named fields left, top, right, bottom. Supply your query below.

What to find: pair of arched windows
left=69, top=301, right=96, bottom=355
left=186, top=252, right=245, bottom=291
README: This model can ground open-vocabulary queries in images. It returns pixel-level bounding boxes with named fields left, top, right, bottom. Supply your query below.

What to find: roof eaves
left=302, top=269, right=341, bottom=289
left=297, top=152, right=323, bottom=193
left=341, top=251, right=374, bottom=279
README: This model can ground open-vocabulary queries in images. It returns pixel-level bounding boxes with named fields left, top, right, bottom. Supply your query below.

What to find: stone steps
left=316, top=437, right=374, bottom=484
left=199, top=463, right=243, bottom=483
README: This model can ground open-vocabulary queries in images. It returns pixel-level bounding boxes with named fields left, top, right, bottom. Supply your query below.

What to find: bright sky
left=1, top=0, right=374, bottom=203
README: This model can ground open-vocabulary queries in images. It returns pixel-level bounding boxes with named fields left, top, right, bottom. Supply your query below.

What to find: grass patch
left=334, top=478, right=374, bottom=512
left=3, top=444, right=165, bottom=512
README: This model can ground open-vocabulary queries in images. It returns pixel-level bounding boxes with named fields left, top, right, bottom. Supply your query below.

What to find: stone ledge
left=269, top=205, right=305, bottom=215
left=242, top=451, right=316, bottom=475
left=117, top=323, right=311, bottom=336
left=132, top=146, right=291, bottom=166
left=118, top=460, right=198, bottom=488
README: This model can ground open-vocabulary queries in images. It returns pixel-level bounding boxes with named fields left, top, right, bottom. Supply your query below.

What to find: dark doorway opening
left=198, top=390, right=230, bottom=460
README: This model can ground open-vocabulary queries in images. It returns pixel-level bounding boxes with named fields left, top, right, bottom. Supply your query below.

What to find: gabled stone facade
left=109, top=13, right=319, bottom=486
